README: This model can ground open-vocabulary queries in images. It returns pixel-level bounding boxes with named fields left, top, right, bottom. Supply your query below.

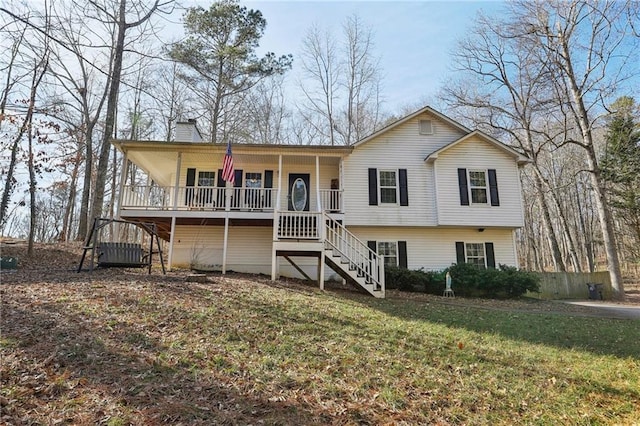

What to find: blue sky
left=179, top=1, right=505, bottom=112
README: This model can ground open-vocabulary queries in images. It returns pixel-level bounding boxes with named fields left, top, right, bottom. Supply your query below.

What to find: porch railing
left=275, top=211, right=322, bottom=239
left=120, top=185, right=277, bottom=211
left=319, top=189, right=342, bottom=212
left=121, top=185, right=171, bottom=209
left=323, top=213, right=384, bottom=292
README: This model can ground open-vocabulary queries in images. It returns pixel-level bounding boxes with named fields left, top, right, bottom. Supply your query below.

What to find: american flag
left=221, top=141, right=234, bottom=184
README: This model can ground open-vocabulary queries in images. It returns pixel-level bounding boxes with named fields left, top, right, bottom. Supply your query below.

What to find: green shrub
left=385, top=263, right=540, bottom=299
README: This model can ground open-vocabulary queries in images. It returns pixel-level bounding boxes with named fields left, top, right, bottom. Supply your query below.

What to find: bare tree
left=46, top=0, right=114, bottom=239
left=87, top=0, right=171, bottom=238
left=298, top=24, right=340, bottom=145
left=298, top=15, right=384, bottom=145
left=244, top=74, right=289, bottom=144
left=339, top=14, right=382, bottom=145
left=442, top=1, right=637, bottom=299
left=441, top=12, right=572, bottom=272
left=0, top=11, right=31, bottom=228
left=515, top=0, right=637, bottom=299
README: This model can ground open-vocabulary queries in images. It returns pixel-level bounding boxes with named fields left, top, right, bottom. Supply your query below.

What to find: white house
left=112, top=106, right=529, bottom=298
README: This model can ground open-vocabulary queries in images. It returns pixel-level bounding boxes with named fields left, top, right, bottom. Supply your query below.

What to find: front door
left=288, top=173, right=310, bottom=211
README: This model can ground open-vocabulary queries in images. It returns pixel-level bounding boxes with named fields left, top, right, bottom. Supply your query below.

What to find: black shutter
left=368, top=168, right=378, bottom=205
left=488, top=169, right=500, bottom=206
left=485, top=242, right=495, bottom=268
left=186, top=168, right=196, bottom=186
left=455, top=242, right=466, bottom=264
left=186, top=168, right=196, bottom=205
left=234, top=169, right=243, bottom=188
left=458, top=168, right=469, bottom=206
left=216, top=169, right=225, bottom=208
left=367, top=240, right=377, bottom=264
left=398, top=241, right=408, bottom=269
left=264, top=170, right=273, bottom=188
left=264, top=170, right=274, bottom=208
left=399, top=169, right=408, bottom=206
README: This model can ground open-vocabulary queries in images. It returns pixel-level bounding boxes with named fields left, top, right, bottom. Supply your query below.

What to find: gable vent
left=419, top=119, right=433, bottom=135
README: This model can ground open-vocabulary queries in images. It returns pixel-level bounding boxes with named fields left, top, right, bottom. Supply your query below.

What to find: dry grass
left=1, top=244, right=639, bottom=425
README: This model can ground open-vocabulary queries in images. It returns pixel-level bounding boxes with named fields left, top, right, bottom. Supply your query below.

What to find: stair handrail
left=322, top=212, right=384, bottom=293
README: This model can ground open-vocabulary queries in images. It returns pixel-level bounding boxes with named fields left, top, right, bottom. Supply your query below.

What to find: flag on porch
left=221, top=140, right=235, bottom=184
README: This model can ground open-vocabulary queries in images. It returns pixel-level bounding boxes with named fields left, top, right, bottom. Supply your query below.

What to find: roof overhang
left=352, top=105, right=471, bottom=148
left=424, top=130, right=530, bottom=166
left=111, top=139, right=353, bottom=157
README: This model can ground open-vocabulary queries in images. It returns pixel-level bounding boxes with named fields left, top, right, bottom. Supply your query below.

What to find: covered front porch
left=113, top=141, right=352, bottom=218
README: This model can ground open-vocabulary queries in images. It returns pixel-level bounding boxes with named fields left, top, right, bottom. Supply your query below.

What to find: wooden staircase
left=273, top=211, right=385, bottom=298
left=322, top=214, right=385, bottom=298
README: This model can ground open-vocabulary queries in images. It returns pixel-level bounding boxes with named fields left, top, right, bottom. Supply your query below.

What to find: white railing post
left=378, top=256, right=385, bottom=296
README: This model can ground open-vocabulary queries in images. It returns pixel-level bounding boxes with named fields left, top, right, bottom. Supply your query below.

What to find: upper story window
left=469, top=170, right=488, bottom=204
left=379, top=170, right=398, bottom=204
left=419, top=119, right=433, bottom=135
left=198, top=171, right=215, bottom=187
left=457, top=168, right=500, bottom=207
left=369, top=168, right=408, bottom=206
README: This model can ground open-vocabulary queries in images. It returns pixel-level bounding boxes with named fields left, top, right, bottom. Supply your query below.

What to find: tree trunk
left=90, top=0, right=127, bottom=230
left=557, top=33, right=625, bottom=299
left=534, top=174, right=566, bottom=271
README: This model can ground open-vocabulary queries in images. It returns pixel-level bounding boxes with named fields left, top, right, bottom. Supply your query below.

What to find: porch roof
left=112, top=140, right=350, bottom=187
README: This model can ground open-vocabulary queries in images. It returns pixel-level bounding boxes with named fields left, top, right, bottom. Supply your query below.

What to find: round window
left=291, top=178, right=307, bottom=211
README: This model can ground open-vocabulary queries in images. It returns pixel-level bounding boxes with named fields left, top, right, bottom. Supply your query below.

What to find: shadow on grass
left=0, top=294, right=326, bottom=425
left=336, top=291, right=640, bottom=359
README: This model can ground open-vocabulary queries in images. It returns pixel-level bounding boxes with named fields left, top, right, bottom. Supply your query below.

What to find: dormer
left=175, top=119, right=203, bottom=142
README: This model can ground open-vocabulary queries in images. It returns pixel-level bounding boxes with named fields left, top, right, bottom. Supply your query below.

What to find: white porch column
left=271, top=246, right=279, bottom=281
left=339, top=157, right=344, bottom=212
left=222, top=182, right=232, bottom=274
left=276, top=154, right=283, bottom=210
left=168, top=152, right=182, bottom=272
left=115, top=151, right=129, bottom=219
left=271, top=154, right=283, bottom=281
left=173, top=152, right=182, bottom=209
left=315, top=155, right=321, bottom=212
left=167, top=216, right=177, bottom=271
left=318, top=250, right=325, bottom=290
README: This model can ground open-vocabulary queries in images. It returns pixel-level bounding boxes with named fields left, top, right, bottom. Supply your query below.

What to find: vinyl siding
left=171, top=225, right=340, bottom=279
left=343, top=112, right=466, bottom=227
left=348, top=226, right=517, bottom=270
left=434, top=136, right=524, bottom=227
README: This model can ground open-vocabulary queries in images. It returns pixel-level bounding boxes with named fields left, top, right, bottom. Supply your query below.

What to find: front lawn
left=2, top=271, right=638, bottom=425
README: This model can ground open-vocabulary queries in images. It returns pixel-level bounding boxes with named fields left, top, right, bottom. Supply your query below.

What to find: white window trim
left=468, top=169, right=488, bottom=205
left=377, top=241, right=399, bottom=267
left=465, top=242, right=487, bottom=268
left=378, top=169, right=399, bottom=205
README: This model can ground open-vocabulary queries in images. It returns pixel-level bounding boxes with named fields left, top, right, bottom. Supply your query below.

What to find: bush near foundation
left=385, top=264, right=539, bottom=299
